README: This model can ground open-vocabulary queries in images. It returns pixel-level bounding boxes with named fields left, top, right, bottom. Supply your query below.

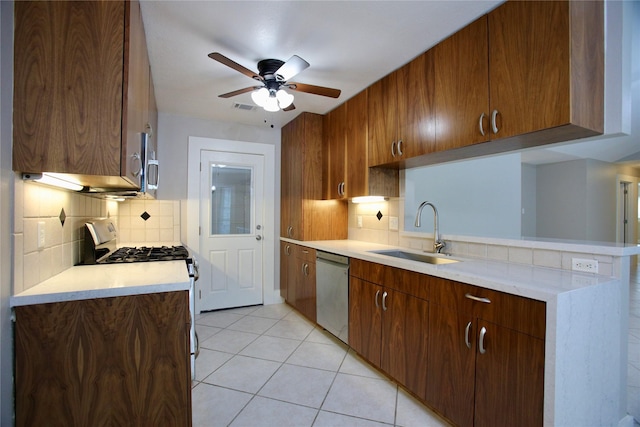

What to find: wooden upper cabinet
left=368, top=50, right=435, bottom=167
left=13, top=0, right=154, bottom=189
left=281, top=112, right=347, bottom=240
left=487, top=0, right=603, bottom=142
left=324, top=103, right=347, bottom=199
left=367, top=72, right=398, bottom=166
left=396, top=49, right=436, bottom=158
left=434, top=16, right=490, bottom=151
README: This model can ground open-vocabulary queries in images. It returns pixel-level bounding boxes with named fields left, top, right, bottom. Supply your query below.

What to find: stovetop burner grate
left=98, top=245, right=190, bottom=264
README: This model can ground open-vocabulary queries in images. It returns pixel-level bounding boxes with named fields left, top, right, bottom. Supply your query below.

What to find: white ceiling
left=140, top=0, right=640, bottom=167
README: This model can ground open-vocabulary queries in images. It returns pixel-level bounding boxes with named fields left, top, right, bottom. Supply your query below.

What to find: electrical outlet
left=389, top=216, right=399, bottom=231
left=571, top=258, right=598, bottom=274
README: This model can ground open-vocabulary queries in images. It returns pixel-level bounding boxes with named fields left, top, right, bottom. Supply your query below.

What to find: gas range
left=97, top=245, right=190, bottom=264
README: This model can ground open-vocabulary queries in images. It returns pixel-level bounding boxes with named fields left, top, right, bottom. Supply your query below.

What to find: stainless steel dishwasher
left=315, top=251, right=349, bottom=344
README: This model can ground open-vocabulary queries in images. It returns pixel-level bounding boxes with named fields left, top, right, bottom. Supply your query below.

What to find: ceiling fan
left=208, top=52, right=341, bottom=112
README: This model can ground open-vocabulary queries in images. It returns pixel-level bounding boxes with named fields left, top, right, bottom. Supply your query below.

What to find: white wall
left=404, top=153, right=522, bottom=239
left=535, top=159, right=633, bottom=242
left=0, top=2, right=12, bottom=424
left=156, top=112, right=280, bottom=201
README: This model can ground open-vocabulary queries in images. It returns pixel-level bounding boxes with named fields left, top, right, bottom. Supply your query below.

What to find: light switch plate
left=357, top=216, right=363, bottom=228
left=389, top=216, right=399, bottom=231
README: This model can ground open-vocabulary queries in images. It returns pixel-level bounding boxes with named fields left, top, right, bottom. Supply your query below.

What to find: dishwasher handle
left=316, top=251, right=349, bottom=266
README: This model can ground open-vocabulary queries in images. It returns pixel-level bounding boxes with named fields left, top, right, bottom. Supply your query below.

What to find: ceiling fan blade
left=208, top=52, right=262, bottom=81
left=287, top=83, right=341, bottom=98
left=218, top=86, right=261, bottom=98
left=283, top=103, right=296, bottom=112
left=275, top=55, right=310, bottom=81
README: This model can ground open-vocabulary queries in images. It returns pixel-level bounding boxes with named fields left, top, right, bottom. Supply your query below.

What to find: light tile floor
left=192, top=304, right=451, bottom=427
left=629, top=264, right=640, bottom=424
left=193, top=262, right=640, bottom=426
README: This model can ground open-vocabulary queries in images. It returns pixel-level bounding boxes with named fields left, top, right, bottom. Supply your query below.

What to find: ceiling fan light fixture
left=251, top=87, right=269, bottom=107
left=263, top=95, right=279, bottom=112
left=276, top=89, right=294, bottom=109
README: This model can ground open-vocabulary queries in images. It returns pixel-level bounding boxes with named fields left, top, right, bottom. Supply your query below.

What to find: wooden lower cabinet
left=426, top=281, right=545, bottom=427
left=281, top=243, right=316, bottom=323
left=349, top=258, right=545, bottom=427
left=14, top=291, right=191, bottom=427
left=349, top=276, right=429, bottom=400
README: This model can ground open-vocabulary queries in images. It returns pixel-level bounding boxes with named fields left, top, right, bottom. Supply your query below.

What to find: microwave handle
left=147, top=159, right=159, bottom=190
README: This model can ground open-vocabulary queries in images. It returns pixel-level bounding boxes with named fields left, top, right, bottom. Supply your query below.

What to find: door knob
left=256, top=235, right=262, bottom=241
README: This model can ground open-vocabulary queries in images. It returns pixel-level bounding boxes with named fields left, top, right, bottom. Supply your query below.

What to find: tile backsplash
left=14, top=178, right=182, bottom=294
left=117, top=199, right=181, bottom=244
left=14, top=180, right=119, bottom=293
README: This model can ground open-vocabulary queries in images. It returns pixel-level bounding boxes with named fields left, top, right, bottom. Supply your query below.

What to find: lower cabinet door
left=381, top=289, right=429, bottom=400
left=348, top=277, right=382, bottom=366
left=426, top=303, right=476, bottom=427
left=473, top=320, right=545, bottom=427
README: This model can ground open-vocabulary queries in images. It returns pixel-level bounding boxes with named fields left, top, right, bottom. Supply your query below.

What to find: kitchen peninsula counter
left=281, top=237, right=636, bottom=427
left=10, top=260, right=190, bottom=307
left=282, top=238, right=626, bottom=302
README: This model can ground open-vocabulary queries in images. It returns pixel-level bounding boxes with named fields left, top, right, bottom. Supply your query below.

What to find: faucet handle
left=434, top=240, right=446, bottom=254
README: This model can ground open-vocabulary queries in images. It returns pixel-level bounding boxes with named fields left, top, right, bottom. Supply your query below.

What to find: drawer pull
left=465, top=321, right=472, bottom=349
left=479, top=326, right=487, bottom=354
left=465, top=293, right=491, bottom=304
left=375, top=290, right=380, bottom=308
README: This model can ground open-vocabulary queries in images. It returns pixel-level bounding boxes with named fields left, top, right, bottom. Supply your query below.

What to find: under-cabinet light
left=22, top=173, right=84, bottom=192
left=351, top=196, right=387, bottom=204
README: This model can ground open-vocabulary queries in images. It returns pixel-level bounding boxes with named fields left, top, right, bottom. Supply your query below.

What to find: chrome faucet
left=414, top=201, right=445, bottom=253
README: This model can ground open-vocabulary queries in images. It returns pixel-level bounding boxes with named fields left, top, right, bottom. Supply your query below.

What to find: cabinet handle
left=391, top=141, right=396, bottom=157
left=465, top=293, right=491, bottom=304
left=478, top=112, right=486, bottom=136
left=465, top=321, right=472, bottom=349
left=375, top=290, right=380, bottom=308
left=147, top=159, right=159, bottom=190
left=382, top=291, right=388, bottom=311
left=287, top=226, right=293, bottom=238
left=478, top=326, right=487, bottom=354
left=342, top=182, right=345, bottom=196
left=285, top=245, right=291, bottom=256
left=302, top=263, right=309, bottom=276
left=397, top=140, right=403, bottom=156
left=130, top=152, right=143, bottom=177
left=491, top=110, right=499, bottom=134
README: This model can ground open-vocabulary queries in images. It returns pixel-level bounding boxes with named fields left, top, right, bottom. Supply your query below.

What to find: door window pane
left=210, top=165, right=252, bottom=235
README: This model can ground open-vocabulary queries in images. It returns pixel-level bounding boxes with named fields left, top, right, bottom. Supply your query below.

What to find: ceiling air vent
left=232, top=102, right=257, bottom=112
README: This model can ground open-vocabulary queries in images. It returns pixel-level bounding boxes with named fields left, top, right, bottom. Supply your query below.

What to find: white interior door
left=199, top=150, right=264, bottom=311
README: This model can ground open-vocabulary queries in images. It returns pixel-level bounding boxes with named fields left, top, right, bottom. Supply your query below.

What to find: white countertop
left=11, top=261, right=190, bottom=307
left=283, top=239, right=620, bottom=302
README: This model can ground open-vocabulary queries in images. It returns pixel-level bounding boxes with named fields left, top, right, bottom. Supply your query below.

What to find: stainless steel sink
left=369, top=249, right=459, bottom=265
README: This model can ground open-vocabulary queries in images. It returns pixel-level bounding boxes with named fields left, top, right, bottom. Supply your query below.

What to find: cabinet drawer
left=431, top=278, right=545, bottom=339
left=294, top=245, right=316, bottom=263
left=350, top=259, right=430, bottom=301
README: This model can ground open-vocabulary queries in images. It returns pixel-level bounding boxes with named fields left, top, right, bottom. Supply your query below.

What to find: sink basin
left=369, top=250, right=459, bottom=265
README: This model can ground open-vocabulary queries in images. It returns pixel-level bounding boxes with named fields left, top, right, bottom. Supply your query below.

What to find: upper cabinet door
left=324, top=103, right=347, bottom=200
left=489, top=1, right=590, bottom=139
left=13, top=1, right=125, bottom=176
left=435, top=17, right=490, bottom=151
left=367, top=72, right=398, bottom=167
left=396, top=50, right=436, bottom=159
